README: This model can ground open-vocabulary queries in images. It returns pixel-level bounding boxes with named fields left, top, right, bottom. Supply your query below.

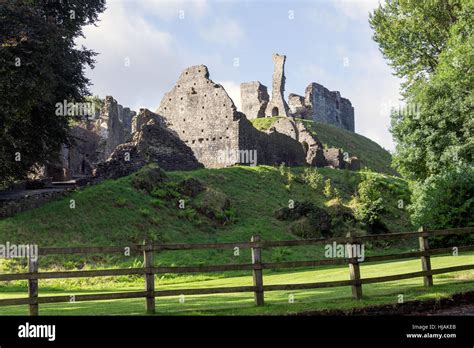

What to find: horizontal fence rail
left=0, top=226, right=473, bottom=315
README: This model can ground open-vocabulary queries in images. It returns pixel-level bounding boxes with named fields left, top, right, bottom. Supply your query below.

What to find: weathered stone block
left=324, top=148, right=345, bottom=169
left=304, top=83, right=354, bottom=132
left=288, top=93, right=309, bottom=119
left=347, top=156, right=361, bottom=171
left=240, top=81, right=269, bottom=119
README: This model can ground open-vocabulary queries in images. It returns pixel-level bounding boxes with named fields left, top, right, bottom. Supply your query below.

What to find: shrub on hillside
left=275, top=200, right=316, bottom=221
left=276, top=200, right=332, bottom=238
left=409, top=165, right=474, bottom=247
left=289, top=217, right=323, bottom=239
left=301, top=168, right=324, bottom=191
left=193, top=188, right=236, bottom=225
left=354, top=175, right=386, bottom=233
left=131, top=165, right=167, bottom=193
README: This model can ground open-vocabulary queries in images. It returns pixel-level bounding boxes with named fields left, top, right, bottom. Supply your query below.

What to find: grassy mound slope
left=0, top=165, right=411, bottom=271
left=251, top=118, right=397, bottom=176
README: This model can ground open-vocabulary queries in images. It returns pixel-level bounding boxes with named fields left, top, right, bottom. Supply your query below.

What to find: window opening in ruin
left=272, top=107, right=279, bottom=116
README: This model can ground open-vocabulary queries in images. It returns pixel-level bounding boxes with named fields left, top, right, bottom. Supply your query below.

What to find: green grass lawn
left=1, top=253, right=472, bottom=315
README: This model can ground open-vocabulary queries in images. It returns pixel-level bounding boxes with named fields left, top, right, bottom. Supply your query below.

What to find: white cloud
left=200, top=18, right=245, bottom=45
left=332, top=0, right=382, bottom=21
left=300, top=64, right=333, bottom=85
left=76, top=1, right=184, bottom=112
left=219, top=80, right=242, bottom=111
left=123, top=0, right=209, bottom=21
left=346, top=51, right=401, bottom=150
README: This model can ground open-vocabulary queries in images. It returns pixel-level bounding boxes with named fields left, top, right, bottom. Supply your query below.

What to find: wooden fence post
left=143, top=240, right=156, bottom=314
left=346, top=242, right=362, bottom=300
left=28, top=253, right=39, bottom=316
left=251, top=235, right=264, bottom=306
left=418, top=226, right=433, bottom=287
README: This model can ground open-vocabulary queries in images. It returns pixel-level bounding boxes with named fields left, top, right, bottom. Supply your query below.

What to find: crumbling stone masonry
left=240, top=53, right=355, bottom=132
left=269, top=118, right=327, bottom=167
left=240, top=81, right=269, bottom=119
left=157, top=65, right=242, bottom=168
left=156, top=64, right=313, bottom=168
left=288, top=93, right=310, bottom=119
left=304, top=83, right=355, bottom=132
left=264, top=53, right=289, bottom=117
left=94, top=96, right=129, bottom=162
left=37, top=54, right=359, bottom=183
left=94, top=108, right=202, bottom=179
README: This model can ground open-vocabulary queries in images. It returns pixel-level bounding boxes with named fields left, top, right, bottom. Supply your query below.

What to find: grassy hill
left=251, top=118, right=397, bottom=176
left=1, top=165, right=472, bottom=316
left=0, top=165, right=411, bottom=274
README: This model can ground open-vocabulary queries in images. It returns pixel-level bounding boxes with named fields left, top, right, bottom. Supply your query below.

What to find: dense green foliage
left=0, top=0, right=106, bottom=185
left=370, top=0, right=473, bottom=181
left=409, top=165, right=474, bottom=246
left=410, top=165, right=474, bottom=229
left=354, top=174, right=386, bottom=232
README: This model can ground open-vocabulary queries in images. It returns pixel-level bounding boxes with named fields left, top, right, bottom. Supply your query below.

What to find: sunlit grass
left=0, top=253, right=472, bottom=315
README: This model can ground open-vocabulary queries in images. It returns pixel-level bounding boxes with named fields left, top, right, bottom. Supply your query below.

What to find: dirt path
left=430, top=304, right=474, bottom=316
left=293, top=290, right=474, bottom=316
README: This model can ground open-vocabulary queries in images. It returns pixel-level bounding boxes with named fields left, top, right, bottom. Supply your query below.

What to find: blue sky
left=77, top=0, right=402, bottom=150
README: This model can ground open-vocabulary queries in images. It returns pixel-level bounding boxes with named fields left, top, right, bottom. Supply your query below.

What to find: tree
left=409, top=165, right=474, bottom=246
left=354, top=174, right=385, bottom=233
left=369, top=0, right=473, bottom=181
left=0, top=0, right=106, bottom=186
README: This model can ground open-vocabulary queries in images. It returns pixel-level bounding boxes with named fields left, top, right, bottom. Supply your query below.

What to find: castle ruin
left=265, top=53, right=289, bottom=117
left=241, top=54, right=355, bottom=132
left=30, top=53, right=359, bottom=183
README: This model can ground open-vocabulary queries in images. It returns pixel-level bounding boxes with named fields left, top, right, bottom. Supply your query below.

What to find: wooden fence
left=0, top=226, right=473, bottom=315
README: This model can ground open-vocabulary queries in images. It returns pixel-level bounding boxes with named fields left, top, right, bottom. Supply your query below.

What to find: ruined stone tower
left=265, top=53, right=289, bottom=117
left=240, top=81, right=269, bottom=119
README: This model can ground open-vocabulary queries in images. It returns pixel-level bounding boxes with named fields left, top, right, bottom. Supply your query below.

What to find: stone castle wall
left=35, top=55, right=358, bottom=183
left=157, top=65, right=241, bottom=168
left=304, top=83, right=355, bottom=132
left=240, top=81, right=269, bottom=120
left=240, top=53, right=355, bottom=132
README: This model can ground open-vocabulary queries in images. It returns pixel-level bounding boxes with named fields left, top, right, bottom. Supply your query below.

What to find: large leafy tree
left=0, top=0, right=105, bottom=186
left=370, top=0, right=473, bottom=181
